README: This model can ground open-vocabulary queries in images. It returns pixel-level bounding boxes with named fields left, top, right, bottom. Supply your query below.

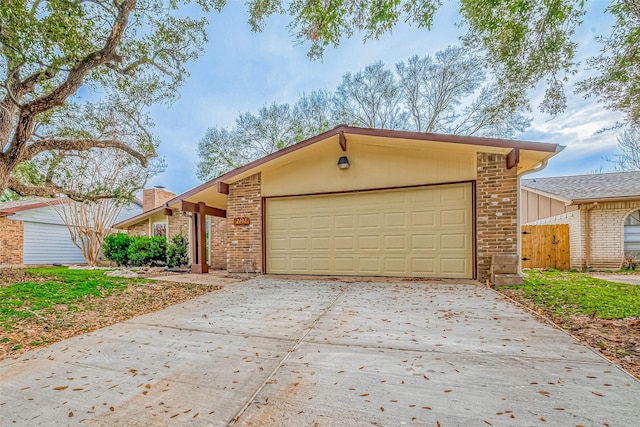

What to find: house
left=0, top=197, right=142, bottom=266
left=114, top=126, right=560, bottom=281
left=521, top=171, right=640, bottom=270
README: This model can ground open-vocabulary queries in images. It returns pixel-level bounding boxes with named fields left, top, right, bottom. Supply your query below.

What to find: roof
left=0, top=197, right=68, bottom=216
left=522, top=171, right=640, bottom=203
left=114, top=125, right=562, bottom=228
left=0, top=196, right=142, bottom=217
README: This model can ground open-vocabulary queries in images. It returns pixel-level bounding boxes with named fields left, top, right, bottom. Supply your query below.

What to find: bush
left=127, top=236, right=168, bottom=267
left=102, top=233, right=132, bottom=266
left=167, top=233, right=189, bottom=268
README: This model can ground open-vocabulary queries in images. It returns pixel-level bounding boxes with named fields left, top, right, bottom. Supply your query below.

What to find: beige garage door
left=266, top=183, right=473, bottom=278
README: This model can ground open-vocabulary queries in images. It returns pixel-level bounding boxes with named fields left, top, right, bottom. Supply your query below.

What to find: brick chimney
left=142, top=188, right=176, bottom=212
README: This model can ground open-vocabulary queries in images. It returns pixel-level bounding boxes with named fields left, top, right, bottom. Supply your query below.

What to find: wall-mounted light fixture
left=337, top=156, right=350, bottom=169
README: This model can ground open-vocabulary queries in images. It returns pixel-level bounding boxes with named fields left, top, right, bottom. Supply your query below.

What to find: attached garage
left=266, top=183, right=473, bottom=278
left=116, top=126, right=561, bottom=282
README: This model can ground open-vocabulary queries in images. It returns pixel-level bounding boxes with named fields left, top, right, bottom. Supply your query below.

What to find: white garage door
left=266, top=183, right=473, bottom=278
left=23, top=222, right=86, bottom=264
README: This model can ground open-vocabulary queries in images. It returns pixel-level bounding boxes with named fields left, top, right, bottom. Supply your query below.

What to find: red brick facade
left=475, top=153, right=519, bottom=282
left=226, top=173, right=262, bottom=273
left=0, top=216, right=24, bottom=264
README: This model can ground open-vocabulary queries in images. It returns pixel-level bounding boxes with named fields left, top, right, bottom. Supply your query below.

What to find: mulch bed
left=497, top=288, right=639, bottom=380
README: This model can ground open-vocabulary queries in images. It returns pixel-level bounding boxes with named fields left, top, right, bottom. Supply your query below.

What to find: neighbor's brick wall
left=476, top=153, right=518, bottom=282
left=210, top=216, right=227, bottom=270
left=525, top=200, right=640, bottom=270
left=589, top=201, right=640, bottom=269
left=0, top=216, right=24, bottom=264
left=226, top=173, right=262, bottom=273
left=127, top=219, right=149, bottom=237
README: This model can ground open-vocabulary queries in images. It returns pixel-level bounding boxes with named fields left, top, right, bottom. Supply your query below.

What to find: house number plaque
left=233, top=217, right=250, bottom=226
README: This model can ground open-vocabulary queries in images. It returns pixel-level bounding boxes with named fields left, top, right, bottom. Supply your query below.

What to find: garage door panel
left=441, top=209, right=467, bottom=225
left=358, top=235, right=380, bottom=250
left=266, top=183, right=473, bottom=278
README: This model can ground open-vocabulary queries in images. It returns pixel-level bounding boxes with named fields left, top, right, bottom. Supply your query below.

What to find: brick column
left=226, top=173, right=262, bottom=273
left=0, top=217, right=24, bottom=265
left=210, top=216, right=228, bottom=270
left=476, top=153, right=518, bottom=282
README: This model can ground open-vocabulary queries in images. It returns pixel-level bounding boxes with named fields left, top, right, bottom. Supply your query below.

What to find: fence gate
left=521, top=224, right=570, bottom=270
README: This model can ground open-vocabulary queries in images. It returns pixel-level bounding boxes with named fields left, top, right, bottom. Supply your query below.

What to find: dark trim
left=339, top=131, right=347, bottom=151
left=261, top=197, right=267, bottom=274
left=263, top=180, right=475, bottom=200
left=264, top=180, right=476, bottom=279
left=113, top=204, right=165, bottom=228
left=170, top=125, right=560, bottom=205
left=506, top=148, right=520, bottom=169
left=217, top=182, right=229, bottom=195
left=180, top=200, right=226, bottom=218
left=471, top=180, right=478, bottom=280
left=163, top=208, right=173, bottom=216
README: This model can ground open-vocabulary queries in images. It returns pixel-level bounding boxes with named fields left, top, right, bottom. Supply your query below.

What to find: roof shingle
left=522, top=171, right=640, bottom=202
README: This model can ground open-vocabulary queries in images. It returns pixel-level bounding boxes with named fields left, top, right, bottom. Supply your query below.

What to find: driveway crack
left=228, top=282, right=351, bottom=425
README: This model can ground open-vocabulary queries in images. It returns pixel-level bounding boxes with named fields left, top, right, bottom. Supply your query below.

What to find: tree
left=196, top=49, right=530, bottom=180
left=333, top=61, right=407, bottom=129
left=47, top=148, right=159, bottom=265
left=0, top=0, right=221, bottom=199
left=197, top=92, right=336, bottom=180
left=615, top=126, right=640, bottom=171
left=247, top=0, right=639, bottom=124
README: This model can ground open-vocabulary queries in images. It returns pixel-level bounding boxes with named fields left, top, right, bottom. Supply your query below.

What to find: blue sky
left=147, top=1, right=625, bottom=194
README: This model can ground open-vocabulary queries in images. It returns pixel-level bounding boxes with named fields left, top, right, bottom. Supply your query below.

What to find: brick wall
left=167, top=210, right=189, bottom=241
left=226, top=173, right=262, bottom=273
left=210, top=216, right=227, bottom=270
left=476, top=153, right=518, bottom=282
left=0, top=216, right=24, bottom=264
left=127, top=219, right=149, bottom=237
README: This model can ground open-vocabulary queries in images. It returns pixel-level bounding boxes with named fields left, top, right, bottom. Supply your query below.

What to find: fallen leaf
left=53, top=386, right=68, bottom=391
left=539, top=417, right=546, bottom=422
left=109, top=407, right=114, bottom=412
left=380, top=407, right=384, bottom=412
left=145, top=384, right=151, bottom=389
left=359, top=366, right=365, bottom=370
left=484, top=421, right=492, bottom=426
left=193, top=413, right=199, bottom=419
left=170, top=414, right=179, bottom=419
left=443, top=389, right=452, bottom=393
left=423, top=375, right=429, bottom=380
left=591, top=391, right=604, bottom=397
left=553, top=408, right=565, bottom=411
left=360, top=393, right=369, bottom=397
left=538, top=390, right=550, bottom=397
left=68, top=412, right=74, bottom=417
left=72, top=388, right=83, bottom=391
left=422, top=406, right=431, bottom=410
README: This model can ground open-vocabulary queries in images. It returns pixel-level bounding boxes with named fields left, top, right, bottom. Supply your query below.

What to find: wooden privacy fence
left=521, top=224, right=570, bottom=270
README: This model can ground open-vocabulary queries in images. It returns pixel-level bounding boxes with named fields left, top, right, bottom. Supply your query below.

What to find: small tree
left=167, top=233, right=189, bottom=268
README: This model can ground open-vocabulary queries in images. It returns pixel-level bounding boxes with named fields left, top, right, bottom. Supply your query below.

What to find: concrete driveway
left=1, top=278, right=638, bottom=426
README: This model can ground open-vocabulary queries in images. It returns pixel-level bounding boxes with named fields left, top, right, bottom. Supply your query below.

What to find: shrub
left=102, top=233, right=132, bottom=266
left=167, top=233, right=189, bottom=268
left=127, top=236, right=168, bottom=267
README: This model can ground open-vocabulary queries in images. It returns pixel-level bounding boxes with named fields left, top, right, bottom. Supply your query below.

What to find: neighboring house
left=0, top=197, right=142, bottom=266
left=115, top=126, right=560, bottom=281
left=521, top=171, right=640, bottom=270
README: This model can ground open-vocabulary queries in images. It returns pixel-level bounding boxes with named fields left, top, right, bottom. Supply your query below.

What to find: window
left=153, top=222, right=167, bottom=237
left=624, top=210, right=640, bottom=256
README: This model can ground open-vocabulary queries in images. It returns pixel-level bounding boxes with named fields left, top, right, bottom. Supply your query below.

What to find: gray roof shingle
left=522, top=171, right=640, bottom=202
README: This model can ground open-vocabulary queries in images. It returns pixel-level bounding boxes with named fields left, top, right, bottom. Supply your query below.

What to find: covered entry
left=266, top=183, right=474, bottom=278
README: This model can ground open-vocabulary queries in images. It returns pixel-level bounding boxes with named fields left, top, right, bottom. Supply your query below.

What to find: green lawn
left=508, top=270, right=640, bottom=319
left=0, top=267, right=144, bottom=329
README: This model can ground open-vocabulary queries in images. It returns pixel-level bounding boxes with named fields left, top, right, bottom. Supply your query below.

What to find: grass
left=507, top=270, right=640, bottom=319
left=0, top=267, right=146, bottom=330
